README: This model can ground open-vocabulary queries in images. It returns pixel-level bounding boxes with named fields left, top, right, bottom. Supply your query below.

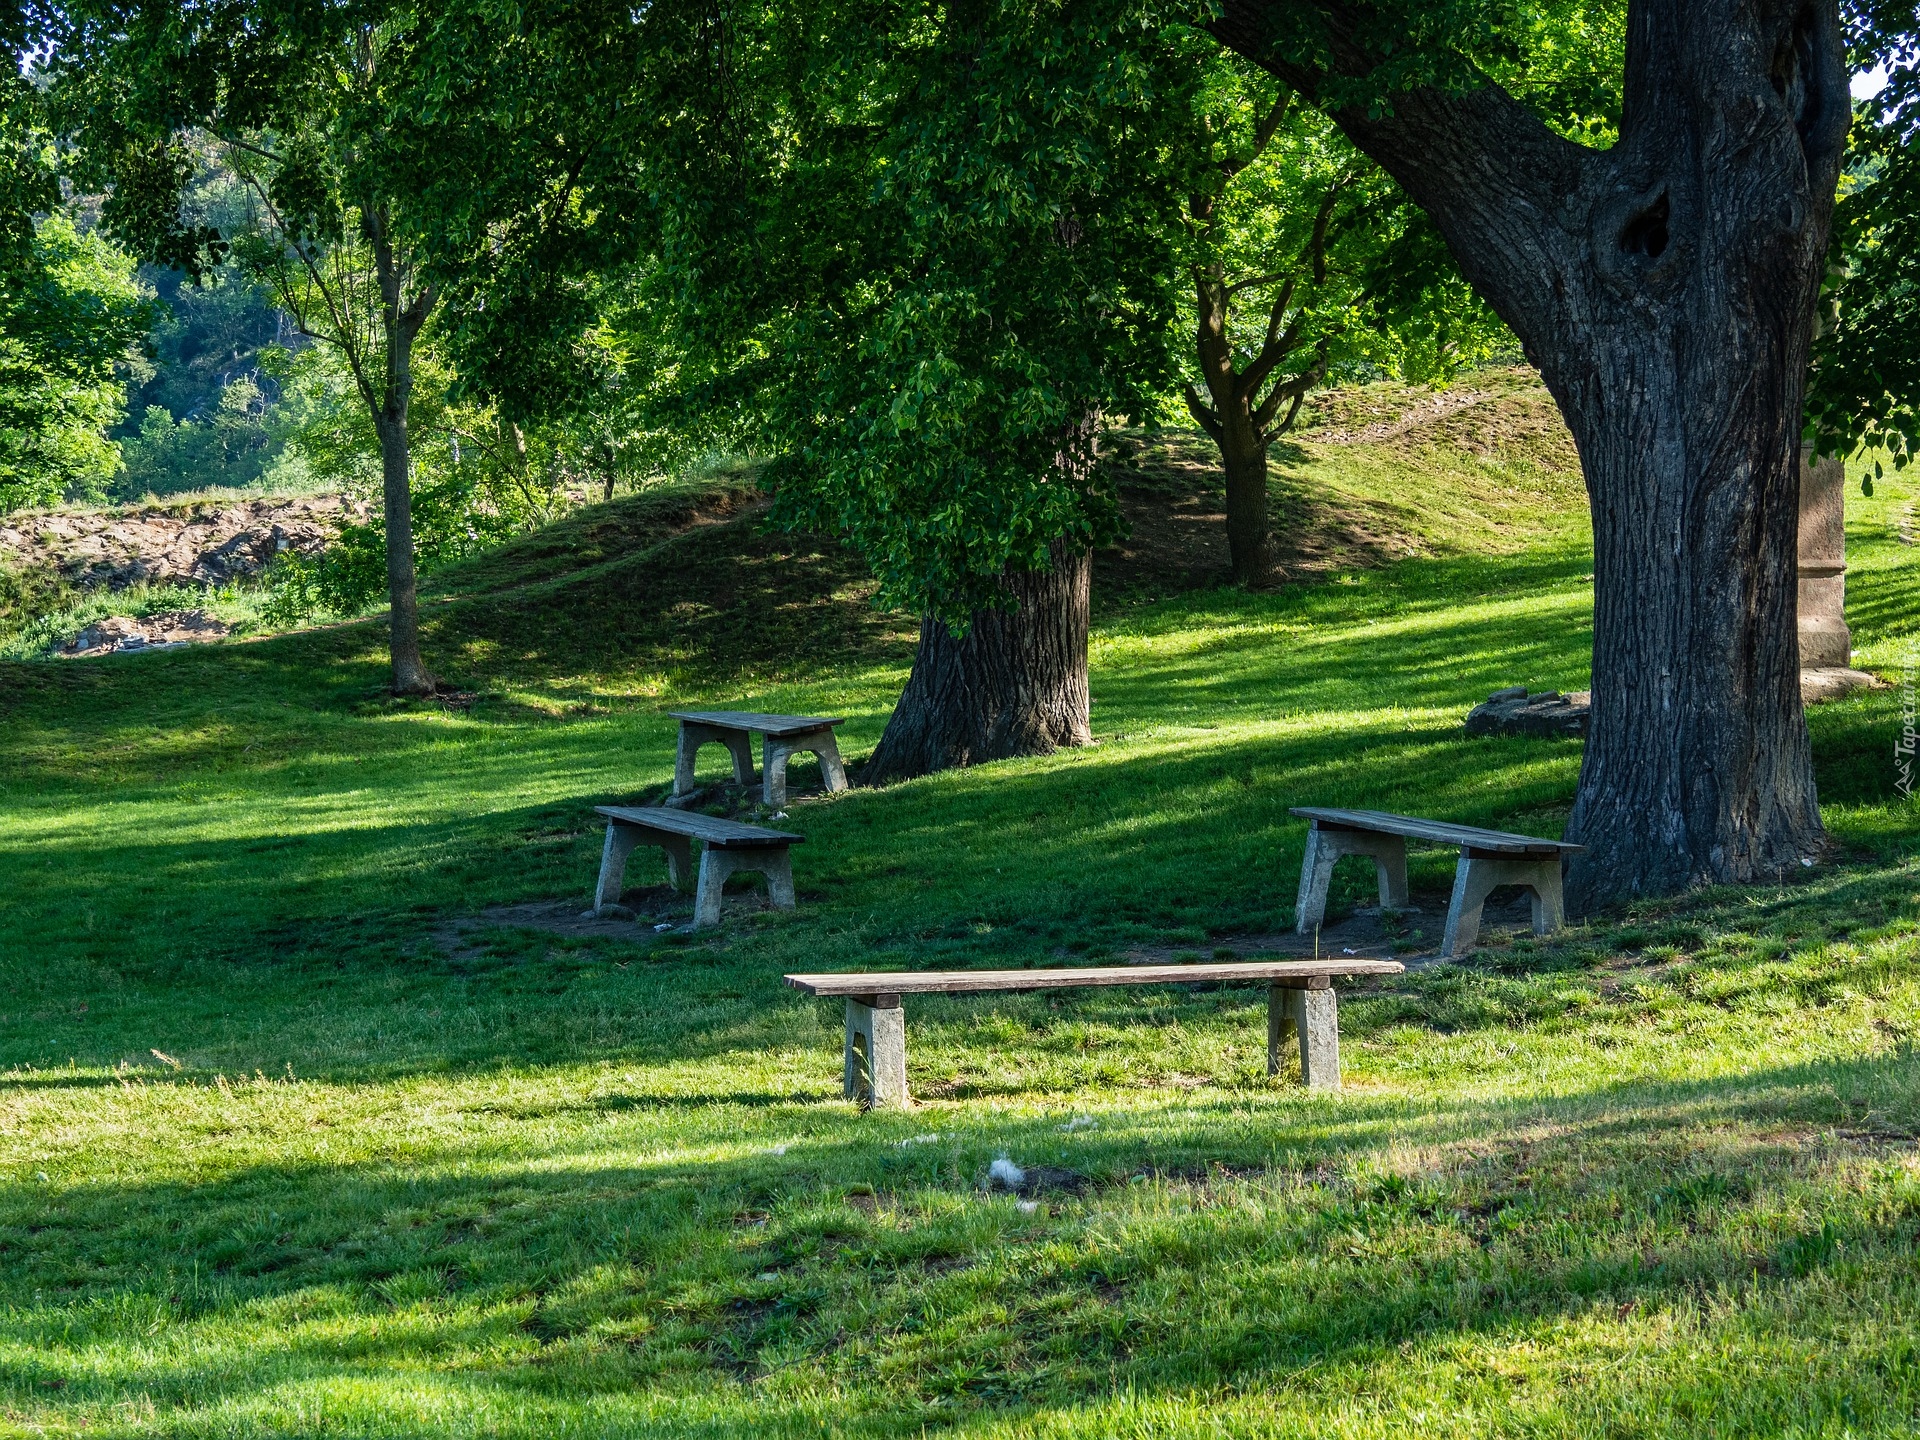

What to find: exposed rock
left=60, top=610, right=233, bottom=657
left=1802, top=667, right=1880, bottom=704
left=0, top=494, right=366, bottom=592
left=1468, top=672, right=1877, bottom=731
left=1465, top=686, right=1591, bottom=738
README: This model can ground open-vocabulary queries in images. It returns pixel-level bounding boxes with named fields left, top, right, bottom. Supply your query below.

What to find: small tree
left=49, top=0, right=647, bottom=692
left=1183, top=61, right=1548, bottom=585
left=228, top=153, right=441, bottom=691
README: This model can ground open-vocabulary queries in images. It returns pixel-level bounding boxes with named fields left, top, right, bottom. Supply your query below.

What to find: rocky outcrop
left=59, top=610, right=234, bottom=657
left=1465, top=686, right=1591, bottom=738
left=1801, top=667, right=1880, bottom=704
left=0, top=494, right=365, bottom=591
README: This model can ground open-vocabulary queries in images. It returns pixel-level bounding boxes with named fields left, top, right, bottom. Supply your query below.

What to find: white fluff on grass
left=988, top=1156, right=1026, bottom=1189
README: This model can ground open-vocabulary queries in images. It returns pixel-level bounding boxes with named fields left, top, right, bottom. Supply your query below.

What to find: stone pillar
left=1798, top=447, right=1852, bottom=669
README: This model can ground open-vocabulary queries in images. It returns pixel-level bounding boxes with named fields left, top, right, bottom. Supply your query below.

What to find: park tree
left=1184, top=71, right=1503, bottom=584
left=43, top=0, right=645, bottom=694
left=605, top=0, right=1208, bottom=778
left=791, top=3, right=1207, bottom=779
left=1203, top=0, right=1852, bottom=908
left=49, top=17, right=449, bottom=692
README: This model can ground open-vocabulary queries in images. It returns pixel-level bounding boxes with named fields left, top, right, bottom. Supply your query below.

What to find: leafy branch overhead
left=1808, top=15, right=1920, bottom=485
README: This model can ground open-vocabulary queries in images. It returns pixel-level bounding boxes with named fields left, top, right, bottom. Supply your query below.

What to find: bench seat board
left=596, top=805, right=803, bottom=848
left=671, top=710, right=846, bottom=737
left=787, top=958, right=1401, bottom=997
left=1289, top=806, right=1581, bottom=855
left=821, top=963, right=1395, bottom=1106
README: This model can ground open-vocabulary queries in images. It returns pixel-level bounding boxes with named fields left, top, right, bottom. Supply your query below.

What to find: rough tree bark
left=863, top=539, right=1093, bottom=783
left=1210, top=0, right=1849, bottom=909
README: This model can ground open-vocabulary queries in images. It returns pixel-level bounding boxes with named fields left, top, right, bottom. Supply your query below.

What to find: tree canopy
left=0, top=75, right=153, bottom=511
left=1808, top=8, right=1920, bottom=478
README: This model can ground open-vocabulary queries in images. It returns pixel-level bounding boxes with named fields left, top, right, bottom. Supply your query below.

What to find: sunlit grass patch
left=0, top=396, right=1913, bottom=1435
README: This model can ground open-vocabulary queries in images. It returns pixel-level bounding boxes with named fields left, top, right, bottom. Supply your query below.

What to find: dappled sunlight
left=0, top=416, right=1913, bottom=1436
left=2, top=1039, right=1918, bottom=1434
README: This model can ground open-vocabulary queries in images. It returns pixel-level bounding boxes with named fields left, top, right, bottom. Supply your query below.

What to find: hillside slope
left=0, top=375, right=1914, bottom=1440
left=404, top=369, right=1592, bottom=691
left=1102, top=368, right=1584, bottom=602
left=0, top=371, right=1587, bottom=670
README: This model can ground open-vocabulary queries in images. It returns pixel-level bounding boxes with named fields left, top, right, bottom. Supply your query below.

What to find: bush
left=115, top=378, right=285, bottom=499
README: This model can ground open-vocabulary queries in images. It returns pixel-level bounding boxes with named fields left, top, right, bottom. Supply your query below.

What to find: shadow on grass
left=2, top=1046, right=1916, bottom=1432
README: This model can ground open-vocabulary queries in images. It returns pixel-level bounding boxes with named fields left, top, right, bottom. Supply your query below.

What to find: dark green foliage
left=0, top=72, right=155, bottom=511
left=0, top=214, right=155, bottom=510
left=762, top=3, right=1210, bottom=617
left=127, top=270, right=286, bottom=417
left=1803, top=7, right=1920, bottom=466
left=602, top=0, right=1217, bottom=619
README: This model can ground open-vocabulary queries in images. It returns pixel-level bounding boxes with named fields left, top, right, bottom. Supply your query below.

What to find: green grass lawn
left=0, top=392, right=1917, bottom=1437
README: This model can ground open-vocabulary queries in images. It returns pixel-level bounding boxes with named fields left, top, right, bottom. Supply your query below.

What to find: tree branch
left=1205, top=0, right=1592, bottom=345
left=228, top=153, right=380, bottom=418
left=1236, top=278, right=1301, bottom=400
left=1224, top=270, right=1292, bottom=301
left=1253, top=333, right=1335, bottom=431
left=1183, top=382, right=1226, bottom=442
left=1221, top=90, right=1294, bottom=180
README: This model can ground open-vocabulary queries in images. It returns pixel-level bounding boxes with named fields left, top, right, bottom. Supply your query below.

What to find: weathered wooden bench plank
left=672, top=710, right=846, bottom=738
left=785, top=958, right=1399, bottom=996
left=1290, top=807, right=1581, bottom=855
left=598, top=805, right=800, bottom=847
left=594, top=805, right=803, bottom=928
left=1288, top=806, right=1581, bottom=958
left=786, top=959, right=1402, bottom=1107
left=670, top=711, right=849, bottom=807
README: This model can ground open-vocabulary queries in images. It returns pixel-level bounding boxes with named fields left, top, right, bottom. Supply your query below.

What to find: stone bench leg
left=693, top=845, right=796, bottom=928
left=1268, top=983, right=1340, bottom=1089
left=593, top=823, right=694, bottom=913
left=675, top=722, right=755, bottom=797
left=763, top=727, right=848, bottom=808
left=1440, top=852, right=1566, bottom=958
left=845, top=994, right=908, bottom=1107
left=1294, top=824, right=1410, bottom=934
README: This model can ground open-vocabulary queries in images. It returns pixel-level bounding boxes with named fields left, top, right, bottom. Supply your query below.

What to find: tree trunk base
left=864, top=544, right=1092, bottom=784
left=390, top=662, right=436, bottom=698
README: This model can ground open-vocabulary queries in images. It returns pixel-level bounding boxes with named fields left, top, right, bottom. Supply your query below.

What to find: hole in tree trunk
left=1618, top=191, right=1670, bottom=259
left=1775, top=7, right=1824, bottom=140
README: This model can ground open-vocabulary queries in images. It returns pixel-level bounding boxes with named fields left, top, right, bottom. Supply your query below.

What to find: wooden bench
left=594, top=806, right=803, bottom=929
left=786, top=959, right=1402, bottom=1108
left=671, top=711, right=848, bottom=808
left=1290, top=807, right=1583, bottom=959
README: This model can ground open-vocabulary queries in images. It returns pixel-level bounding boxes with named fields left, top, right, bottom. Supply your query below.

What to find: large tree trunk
left=1211, top=0, right=1849, bottom=909
left=864, top=541, right=1092, bottom=783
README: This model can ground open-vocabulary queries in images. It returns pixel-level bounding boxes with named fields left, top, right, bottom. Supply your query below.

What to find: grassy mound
left=0, top=376, right=1915, bottom=1437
